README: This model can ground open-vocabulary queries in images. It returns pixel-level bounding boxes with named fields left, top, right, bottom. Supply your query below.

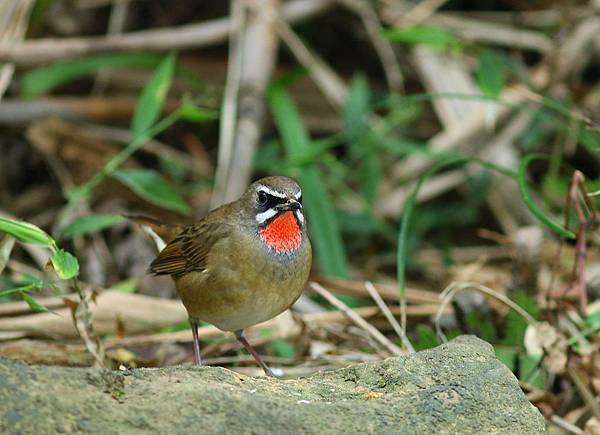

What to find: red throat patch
left=259, top=211, right=302, bottom=253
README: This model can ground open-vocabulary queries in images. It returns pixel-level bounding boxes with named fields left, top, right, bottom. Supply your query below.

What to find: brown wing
left=149, top=222, right=232, bottom=276
left=127, top=214, right=184, bottom=244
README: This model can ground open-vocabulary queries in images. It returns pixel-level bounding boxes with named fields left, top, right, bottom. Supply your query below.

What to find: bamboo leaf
left=476, top=50, right=505, bottom=98
left=131, top=53, right=176, bottom=138
left=343, top=73, right=370, bottom=142
left=179, top=99, right=219, bottom=123
left=60, top=214, right=124, bottom=240
left=112, top=169, right=191, bottom=215
left=383, top=25, right=461, bottom=51
left=21, top=53, right=166, bottom=98
left=21, top=292, right=50, bottom=313
left=0, top=280, right=46, bottom=298
left=0, top=217, right=56, bottom=249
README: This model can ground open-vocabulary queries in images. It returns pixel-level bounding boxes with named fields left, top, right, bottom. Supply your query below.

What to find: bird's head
left=243, top=176, right=305, bottom=254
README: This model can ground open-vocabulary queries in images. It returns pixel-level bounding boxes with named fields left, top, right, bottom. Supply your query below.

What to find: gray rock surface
left=0, top=335, right=545, bottom=434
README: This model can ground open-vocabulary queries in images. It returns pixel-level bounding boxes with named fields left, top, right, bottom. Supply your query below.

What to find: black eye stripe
left=256, top=191, right=286, bottom=209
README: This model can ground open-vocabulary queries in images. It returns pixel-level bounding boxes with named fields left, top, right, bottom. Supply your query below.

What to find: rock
left=0, top=335, right=544, bottom=434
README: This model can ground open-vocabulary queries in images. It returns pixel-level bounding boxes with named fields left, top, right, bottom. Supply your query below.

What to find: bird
left=131, top=176, right=311, bottom=376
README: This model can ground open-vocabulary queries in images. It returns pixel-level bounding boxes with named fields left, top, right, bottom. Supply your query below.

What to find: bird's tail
left=126, top=215, right=184, bottom=250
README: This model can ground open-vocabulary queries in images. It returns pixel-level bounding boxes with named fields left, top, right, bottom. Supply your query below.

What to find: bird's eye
left=257, top=191, right=268, bottom=207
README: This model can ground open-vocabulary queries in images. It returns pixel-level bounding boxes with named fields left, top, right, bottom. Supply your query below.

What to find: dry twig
left=434, top=282, right=538, bottom=342
left=212, top=0, right=280, bottom=207
left=364, top=281, right=414, bottom=353
left=310, top=282, right=404, bottom=356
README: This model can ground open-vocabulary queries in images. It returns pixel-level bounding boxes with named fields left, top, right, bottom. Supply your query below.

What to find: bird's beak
left=276, top=199, right=302, bottom=212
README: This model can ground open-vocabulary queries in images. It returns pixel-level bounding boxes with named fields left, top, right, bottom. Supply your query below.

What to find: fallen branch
left=0, top=0, right=335, bottom=66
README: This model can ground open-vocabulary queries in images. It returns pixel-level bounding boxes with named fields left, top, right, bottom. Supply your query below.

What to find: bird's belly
left=174, top=261, right=307, bottom=332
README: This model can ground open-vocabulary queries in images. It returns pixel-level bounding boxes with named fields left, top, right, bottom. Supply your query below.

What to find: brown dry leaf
left=115, top=314, right=126, bottom=339
left=309, top=340, right=335, bottom=358
left=588, top=352, right=600, bottom=395
left=565, top=406, right=588, bottom=425
left=524, top=322, right=568, bottom=374
left=62, top=297, right=79, bottom=315
left=585, top=417, right=600, bottom=435
left=448, top=261, right=512, bottom=296
left=592, top=377, right=600, bottom=396
left=26, top=117, right=122, bottom=184
left=0, top=235, right=15, bottom=274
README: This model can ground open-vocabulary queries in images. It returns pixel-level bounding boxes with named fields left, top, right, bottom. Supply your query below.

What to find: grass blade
left=268, top=83, right=348, bottom=278
left=518, top=154, right=576, bottom=239
left=383, top=25, right=461, bottom=51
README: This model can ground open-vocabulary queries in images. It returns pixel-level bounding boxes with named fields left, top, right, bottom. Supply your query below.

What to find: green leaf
left=413, top=324, right=439, bottom=351
left=268, top=83, right=348, bottom=278
left=501, top=291, right=538, bottom=346
left=344, top=74, right=381, bottom=207
left=112, top=169, right=191, bottom=215
left=519, top=353, right=545, bottom=389
left=270, top=339, right=296, bottom=358
left=21, top=292, right=50, bottom=313
left=179, top=100, right=219, bottom=123
left=359, top=144, right=382, bottom=208
left=21, top=53, right=166, bottom=98
left=0, top=217, right=56, bottom=248
left=578, top=127, right=600, bottom=154
left=343, top=73, right=370, bottom=142
left=50, top=249, right=80, bottom=280
left=131, top=53, right=176, bottom=138
left=476, top=50, right=505, bottom=99
left=60, top=214, right=124, bottom=240
left=397, top=157, right=465, bottom=302
left=0, top=280, right=45, bottom=298
left=495, top=348, right=517, bottom=372
left=383, top=25, right=461, bottom=51
left=518, top=154, right=576, bottom=239
left=111, top=278, right=138, bottom=294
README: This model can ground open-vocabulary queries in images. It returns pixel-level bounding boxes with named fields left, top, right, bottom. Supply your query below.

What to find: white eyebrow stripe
left=294, top=190, right=302, bottom=199
left=256, top=208, right=278, bottom=224
left=257, top=185, right=286, bottom=199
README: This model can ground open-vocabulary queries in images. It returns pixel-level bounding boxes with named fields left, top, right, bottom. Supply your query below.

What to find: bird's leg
left=234, top=330, right=275, bottom=377
left=190, top=320, right=202, bottom=366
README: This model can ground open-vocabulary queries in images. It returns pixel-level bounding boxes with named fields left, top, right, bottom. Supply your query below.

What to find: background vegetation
left=0, top=0, right=599, bottom=432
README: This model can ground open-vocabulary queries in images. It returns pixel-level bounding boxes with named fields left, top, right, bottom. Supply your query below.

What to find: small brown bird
left=134, top=176, right=311, bottom=376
